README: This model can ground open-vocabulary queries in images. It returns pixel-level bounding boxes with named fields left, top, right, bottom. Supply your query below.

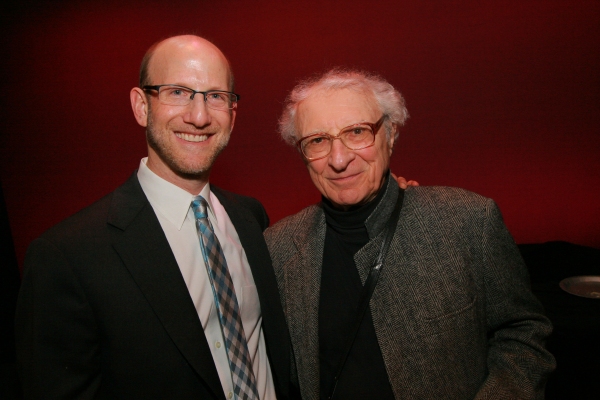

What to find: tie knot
left=191, top=195, right=209, bottom=219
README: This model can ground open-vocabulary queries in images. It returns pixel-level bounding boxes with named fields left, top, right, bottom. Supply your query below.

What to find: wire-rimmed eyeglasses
left=143, top=84, right=240, bottom=110
left=296, top=115, right=387, bottom=161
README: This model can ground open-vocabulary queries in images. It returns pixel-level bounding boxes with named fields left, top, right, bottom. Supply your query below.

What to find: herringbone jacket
left=265, top=179, right=555, bottom=399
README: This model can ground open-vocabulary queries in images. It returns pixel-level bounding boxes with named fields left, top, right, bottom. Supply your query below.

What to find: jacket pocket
left=418, top=294, right=478, bottom=338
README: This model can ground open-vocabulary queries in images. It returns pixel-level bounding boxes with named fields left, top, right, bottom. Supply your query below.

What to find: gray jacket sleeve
left=474, top=199, right=555, bottom=399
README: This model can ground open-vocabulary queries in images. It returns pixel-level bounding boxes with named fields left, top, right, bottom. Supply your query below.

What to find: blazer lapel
left=289, top=207, right=326, bottom=399
left=354, top=182, right=404, bottom=283
left=211, top=187, right=292, bottom=399
left=353, top=184, right=415, bottom=396
left=107, top=174, right=225, bottom=400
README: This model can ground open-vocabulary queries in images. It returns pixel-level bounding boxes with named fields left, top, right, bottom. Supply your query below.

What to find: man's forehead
left=298, top=87, right=380, bottom=129
left=308, top=86, right=377, bottom=107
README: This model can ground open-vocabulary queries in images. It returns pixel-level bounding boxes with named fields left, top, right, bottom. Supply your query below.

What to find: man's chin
left=170, top=163, right=211, bottom=179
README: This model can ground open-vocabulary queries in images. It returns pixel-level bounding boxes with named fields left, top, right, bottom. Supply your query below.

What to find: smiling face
left=296, top=88, right=395, bottom=209
left=130, top=36, right=235, bottom=192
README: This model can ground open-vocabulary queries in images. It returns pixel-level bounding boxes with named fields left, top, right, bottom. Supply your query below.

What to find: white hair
left=278, top=68, right=409, bottom=146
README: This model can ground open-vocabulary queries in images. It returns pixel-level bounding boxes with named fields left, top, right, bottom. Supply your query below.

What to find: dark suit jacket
left=15, top=173, right=293, bottom=399
left=265, top=179, right=556, bottom=400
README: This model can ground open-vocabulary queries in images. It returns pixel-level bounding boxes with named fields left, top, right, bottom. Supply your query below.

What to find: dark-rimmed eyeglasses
left=296, top=115, right=387, bottom=161
left=142, top=84, right=240, bottom=110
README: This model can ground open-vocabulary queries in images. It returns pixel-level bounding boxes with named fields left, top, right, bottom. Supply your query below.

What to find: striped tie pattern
left=192, top=196, right=259, bottom=400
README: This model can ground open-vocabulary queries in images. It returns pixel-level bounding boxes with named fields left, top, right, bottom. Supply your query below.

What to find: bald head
left=139, top=35, right=234, bottom=91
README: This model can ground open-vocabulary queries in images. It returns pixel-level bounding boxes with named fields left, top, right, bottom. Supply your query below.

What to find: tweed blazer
left=265, top=180, right=555, bottom=400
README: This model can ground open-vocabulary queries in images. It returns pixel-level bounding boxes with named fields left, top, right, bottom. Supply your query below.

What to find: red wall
left=2, top=0, right=599, bottom=270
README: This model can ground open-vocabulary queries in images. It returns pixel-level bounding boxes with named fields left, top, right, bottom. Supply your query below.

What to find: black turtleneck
left=318, top=175, right=395, bottom=400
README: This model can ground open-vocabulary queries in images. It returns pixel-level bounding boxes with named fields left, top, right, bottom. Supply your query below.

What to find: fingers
left=391, top=172, right=419, bottom=189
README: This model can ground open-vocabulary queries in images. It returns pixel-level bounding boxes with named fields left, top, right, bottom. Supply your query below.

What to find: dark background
left=1, top=0, right=599, bottom=271
left=1, top=2, right=599, bottom=398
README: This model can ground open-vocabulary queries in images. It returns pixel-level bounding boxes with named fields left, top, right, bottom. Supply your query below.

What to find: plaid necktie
left=192, top=196, right=259, bottom=400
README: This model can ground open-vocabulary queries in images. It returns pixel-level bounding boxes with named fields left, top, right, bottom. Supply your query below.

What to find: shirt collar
left=137, top=157, right=217, bottom=230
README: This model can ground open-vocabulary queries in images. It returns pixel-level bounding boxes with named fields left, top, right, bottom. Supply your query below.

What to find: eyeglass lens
left=302, top=124, right=376, bottom=159
left=158, top=85, right=235, bottom=109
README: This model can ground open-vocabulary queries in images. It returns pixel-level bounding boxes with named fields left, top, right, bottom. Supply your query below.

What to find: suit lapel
left=107, top=174, right=225, bottom=400
left=354, top=183, right=404, bottom=283
left=353, top=184, right=415, bottom=396
left=211, top=187, right=292, bottom=399
left=290, top=207, right=326, bottom=399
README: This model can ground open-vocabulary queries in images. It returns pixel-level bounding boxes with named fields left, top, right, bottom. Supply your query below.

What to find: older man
left=16, top=35, right=294, bottom=399
left=265, top=69, right=556, bottom=399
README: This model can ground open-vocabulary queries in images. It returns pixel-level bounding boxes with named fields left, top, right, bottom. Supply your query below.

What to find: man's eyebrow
left=304, top=121, right=371, bottom=136
left=304, top=128, right=328, bottom=136
left=167, top=83, right=229, bottom=92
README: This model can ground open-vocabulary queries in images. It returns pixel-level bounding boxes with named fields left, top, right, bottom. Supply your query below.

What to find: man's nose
left=327, top=138, right=355, bottom=171
left=182, top=95, right=211, bottom=127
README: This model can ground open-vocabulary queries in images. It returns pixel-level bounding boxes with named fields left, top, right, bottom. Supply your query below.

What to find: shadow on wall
left=519, top=241, right=600, bottom=399
left=0, top=183, right=22, bottom=399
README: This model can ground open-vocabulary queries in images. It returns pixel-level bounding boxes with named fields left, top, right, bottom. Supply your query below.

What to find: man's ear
left=229, top=105, right=237, bottom=133
left=388, top=123, right=397, bottom=155
left=130, top=87, right=149, bottom=127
